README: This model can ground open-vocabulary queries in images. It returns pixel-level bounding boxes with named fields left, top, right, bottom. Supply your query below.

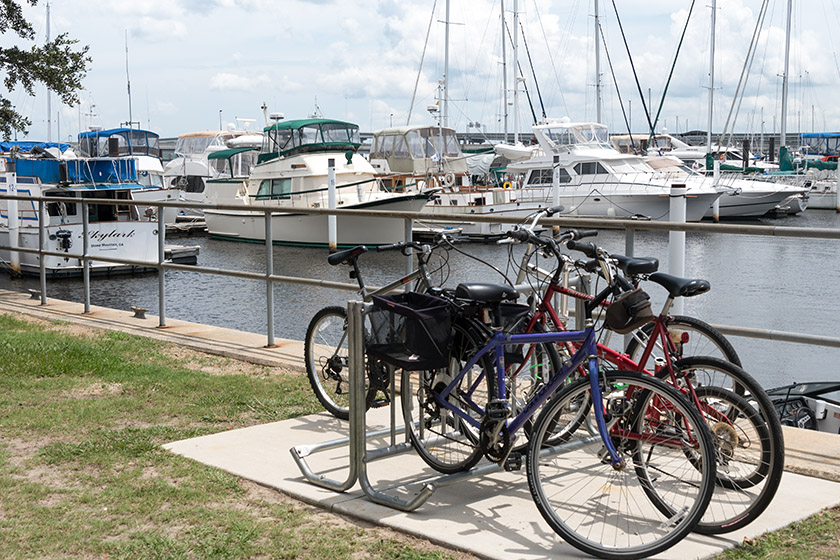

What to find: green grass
left=0, top=313, right=467, bottom=560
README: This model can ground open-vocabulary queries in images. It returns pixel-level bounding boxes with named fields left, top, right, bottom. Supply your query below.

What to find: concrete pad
left=164, top=409, right=840, bottom=560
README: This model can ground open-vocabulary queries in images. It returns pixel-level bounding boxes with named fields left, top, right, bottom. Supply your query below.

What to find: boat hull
left=420, top=186, right=719, bottom=234
left=0, top=221, right=161, bottom=277
left=204, top=194, right=432, bottom=247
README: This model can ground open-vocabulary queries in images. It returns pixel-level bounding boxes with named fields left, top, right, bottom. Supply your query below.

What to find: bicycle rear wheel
left=526, top=371, right=715, bottom=560
left=401, top=318, right=490, bottom=474
left=624, top=315, right=741, bottom=371
left=661, top=356, right=785, bottom=534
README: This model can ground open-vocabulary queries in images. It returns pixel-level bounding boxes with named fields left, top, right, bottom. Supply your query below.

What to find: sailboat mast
left=512, top=0, right=519, bottom=144
left=501, top=0, right=508, bottom=143
left=443, top=0, right=450, bottom=128
left=707, top=0, right=716, bottom=152
left=125, top=30, right=133, bottom=129
left=780, top=0, right=792, bottom=148
left=46, top=2, right=51, bottom=141
left=594, top=0, right=602, bottom=123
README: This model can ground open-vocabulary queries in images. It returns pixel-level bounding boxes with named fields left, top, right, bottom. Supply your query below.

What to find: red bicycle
left=498, top=216, right=784, bottom=536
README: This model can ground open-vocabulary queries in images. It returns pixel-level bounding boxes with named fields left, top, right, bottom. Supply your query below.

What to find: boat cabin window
left=321, top=122, right=360, bottom=144
left=545, top=128, right=576, bottom=148
left=573, top=162, right=609, bottom=175
left=255, top=178, right=292, bottom=200
left=175, top=135, right=217, bottom=156
left=170, top=175, right=206, bottom=193
left=46, top=191, right=78, bottom=218
left=372, top=134, right=394, bottom=158
left=526, top=168, right=572, bottom=185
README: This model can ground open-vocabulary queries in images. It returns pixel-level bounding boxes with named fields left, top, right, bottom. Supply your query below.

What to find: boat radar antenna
left=235, top=117, right=256, bottom=131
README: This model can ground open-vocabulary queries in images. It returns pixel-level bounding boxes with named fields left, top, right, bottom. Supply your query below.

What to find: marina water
left=2, top=211, right=839, bottom=392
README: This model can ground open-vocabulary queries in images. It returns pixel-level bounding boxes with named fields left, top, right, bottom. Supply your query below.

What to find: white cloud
left=209, top=73, right=272, bottom=92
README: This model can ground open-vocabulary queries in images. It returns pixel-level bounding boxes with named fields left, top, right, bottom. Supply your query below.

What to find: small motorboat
left=766, top=381, right=840, bottom=434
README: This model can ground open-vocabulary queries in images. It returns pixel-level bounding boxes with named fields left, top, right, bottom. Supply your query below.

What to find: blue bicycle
left=383, top=230, right=718, bottom=559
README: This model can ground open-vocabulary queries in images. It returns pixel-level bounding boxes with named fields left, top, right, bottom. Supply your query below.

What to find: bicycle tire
left=401, top=317, right=490, bottom=474
left=304, top=306, right=381, bottom=420
left=624, top=315, right=741, bottom=371
left=658, top=356, right=785, bottom=534
left=526, top=371, right=716, bottom=559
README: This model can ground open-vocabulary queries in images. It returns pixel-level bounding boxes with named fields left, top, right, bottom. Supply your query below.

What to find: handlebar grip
left=572, top=229, right=599, bottom=240
left=506, top=229, right=532, bottom=242
left=566, top=240, right=597, bottom=258
left=376, top=242, right=405, bottom=252
left=545, top=205, right=565, bottom=216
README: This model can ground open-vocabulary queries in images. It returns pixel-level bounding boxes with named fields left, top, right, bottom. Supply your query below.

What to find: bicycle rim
left=526, top=371, right=715, bottom=559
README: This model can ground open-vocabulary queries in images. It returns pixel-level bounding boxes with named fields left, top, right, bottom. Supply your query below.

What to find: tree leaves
left=0, top=1, right=91, bottom=139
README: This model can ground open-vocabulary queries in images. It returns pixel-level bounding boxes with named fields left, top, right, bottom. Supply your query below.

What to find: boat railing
left=2, top=191, right=840, bottom=355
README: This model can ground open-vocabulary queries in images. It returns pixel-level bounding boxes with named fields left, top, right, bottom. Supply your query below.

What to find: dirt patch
left=238, top=480, right=479, bottom=560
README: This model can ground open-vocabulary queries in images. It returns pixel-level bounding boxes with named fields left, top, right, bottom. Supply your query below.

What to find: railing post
left=265, top=208, right=275, bottom=347
left=38, top=199, right=47, bottom=304
left=82, top=200, right=91, bottom=314
left=328, top=158, right=337, bottom=252
left=552, top=155, right=560, bottom=209
left=157, top=202, right=166, bottom=327
left=624, top=226, right=634, bottom=257
left=669, top=184, right=687, bottom=315
left=405, top=217, right=412, bottom=292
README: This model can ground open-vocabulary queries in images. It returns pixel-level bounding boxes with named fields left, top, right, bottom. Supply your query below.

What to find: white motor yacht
left=501, top=119, right=721, bottom=222
left=203, top=118, right=436, bottom=247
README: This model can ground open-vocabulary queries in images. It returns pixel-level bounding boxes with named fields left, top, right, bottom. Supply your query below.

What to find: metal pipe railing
left=1, top=192, right=839, bottom=350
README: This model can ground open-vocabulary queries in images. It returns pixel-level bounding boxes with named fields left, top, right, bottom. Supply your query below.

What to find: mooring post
left=712, top=159, right=721, bottom=222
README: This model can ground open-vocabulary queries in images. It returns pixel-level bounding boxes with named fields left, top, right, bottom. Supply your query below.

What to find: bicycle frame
left=434, top=323, right=624, bottom=468
left=526, top=272, right=733, bottom=427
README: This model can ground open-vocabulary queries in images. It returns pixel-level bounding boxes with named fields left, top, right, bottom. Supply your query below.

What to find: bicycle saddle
left=327, top=245, right=367, bottom=266
left=612, top=254, right=659, bottom=276
left=648, top=272, right=710, bottom=298
left=454, top=283, right=519, bottom=304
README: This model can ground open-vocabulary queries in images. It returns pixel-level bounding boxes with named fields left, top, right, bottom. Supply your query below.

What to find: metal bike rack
left=290, top=300, right=523, bottom=511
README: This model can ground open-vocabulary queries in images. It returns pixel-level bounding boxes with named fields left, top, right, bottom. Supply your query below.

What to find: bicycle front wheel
left=526, top=371, right=715, bottom=560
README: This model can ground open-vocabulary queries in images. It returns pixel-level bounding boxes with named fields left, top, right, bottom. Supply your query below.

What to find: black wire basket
left=367, top=292, right=453, bottom=371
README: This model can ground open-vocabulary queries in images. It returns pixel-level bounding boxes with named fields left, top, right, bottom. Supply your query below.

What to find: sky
left=5, top=0, right=840, bottom=143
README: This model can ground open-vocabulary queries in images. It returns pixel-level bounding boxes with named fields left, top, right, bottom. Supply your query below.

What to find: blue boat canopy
left=77, top=128, right=160, bottom=158
left=0, top=141, right=71, bottom=153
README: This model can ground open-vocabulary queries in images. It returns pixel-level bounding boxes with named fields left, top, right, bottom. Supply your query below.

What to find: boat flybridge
left=503, top=119, right=721, bottom=221
left=203, top=118, right=436, bottom=247
left=369, top=125, right=468, bottom=190
left=76, top=127, right=190, bottom=223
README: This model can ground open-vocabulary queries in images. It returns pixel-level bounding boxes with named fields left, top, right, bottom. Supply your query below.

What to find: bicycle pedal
left=503, top=452, right=523, bottom=471
left=486, top=399, right=510, bottom=421
left=370, top=398, right=391, bottom=408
